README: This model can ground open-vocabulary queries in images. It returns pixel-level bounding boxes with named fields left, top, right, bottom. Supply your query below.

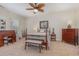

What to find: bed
left=25, top=30, right=51, bottom=52
left=26, top=31, right=50, bottom=47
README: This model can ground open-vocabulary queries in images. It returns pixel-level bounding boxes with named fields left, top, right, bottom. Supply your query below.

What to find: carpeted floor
left=0, top=38, right=79, bottom=56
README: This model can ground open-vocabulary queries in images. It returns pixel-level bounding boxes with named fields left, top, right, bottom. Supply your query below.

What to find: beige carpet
left=0, top=38, right=79, bottom=56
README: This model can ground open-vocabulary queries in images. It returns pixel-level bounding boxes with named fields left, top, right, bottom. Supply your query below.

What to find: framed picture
left=0, top=19, right=6, bottom=29
left=40, top=21, right=48, bottom=29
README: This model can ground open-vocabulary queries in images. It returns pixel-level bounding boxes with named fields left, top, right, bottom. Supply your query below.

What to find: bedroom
left=0, top=3, right=78, bottom=56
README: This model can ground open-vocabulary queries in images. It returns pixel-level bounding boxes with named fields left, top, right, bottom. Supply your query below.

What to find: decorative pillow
left=40, top=29, right=45, bottom=32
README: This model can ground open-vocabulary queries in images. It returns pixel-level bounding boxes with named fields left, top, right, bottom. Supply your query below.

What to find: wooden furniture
left=25, top=39, right=43, bottom=53
left=0, top=30, right=16, bottom=47
left=25, top=32, right=48, bottom=53
left=51, top=33, right=56, bottom=41
left=62, top=29, right=78, bottom=45
left=0, top=34, right=4, bottom=46
left=25, top=28, right=49, bottom=52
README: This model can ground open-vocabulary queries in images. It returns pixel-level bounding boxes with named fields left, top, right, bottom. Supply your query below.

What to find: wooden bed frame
left=25, top=29, right=48, bottom=53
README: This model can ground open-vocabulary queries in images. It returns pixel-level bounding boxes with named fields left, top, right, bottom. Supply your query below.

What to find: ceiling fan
left=26, top=3, right=45, bottom=14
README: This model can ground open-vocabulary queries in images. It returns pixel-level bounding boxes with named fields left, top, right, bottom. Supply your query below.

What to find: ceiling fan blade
left=26, top=8, right=34, bottom=10
left=38, top=3, right=45, bottom=9
left=29, top=3, right=35, bottom=8
left=38, top=8, right=44, bottom=12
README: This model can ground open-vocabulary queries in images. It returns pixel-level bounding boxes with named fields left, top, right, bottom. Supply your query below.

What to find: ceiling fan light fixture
left=27, top=3, right=45, bottom=14
left=33, top=9, right=38, bottom=14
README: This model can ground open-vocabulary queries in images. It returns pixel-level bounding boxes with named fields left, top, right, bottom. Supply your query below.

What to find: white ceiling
left=0, top=3, right=79, bottom=17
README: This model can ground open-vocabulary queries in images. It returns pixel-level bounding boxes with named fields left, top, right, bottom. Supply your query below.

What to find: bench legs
left=25, top=42, right=42, bottom=53
left=25, top=42, right=28, bottom=50
left=39, top=44, right=42, bottom=53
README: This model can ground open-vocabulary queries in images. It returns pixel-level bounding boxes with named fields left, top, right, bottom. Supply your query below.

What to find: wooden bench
left=25, top=39, right=43, bottom=53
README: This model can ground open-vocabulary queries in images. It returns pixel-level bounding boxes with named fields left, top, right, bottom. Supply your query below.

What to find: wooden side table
left=51, top=33, right=56, bottom=41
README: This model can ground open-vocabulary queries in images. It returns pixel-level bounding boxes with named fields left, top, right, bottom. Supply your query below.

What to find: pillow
left=40, top=29, right=45, bottom=32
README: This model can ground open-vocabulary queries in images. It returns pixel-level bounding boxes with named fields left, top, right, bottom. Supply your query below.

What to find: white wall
left=26, top=9, right=79, bottom=41
left=0, top=7, right=26, bottom=39
left=1, top=5, right=79, bottom=41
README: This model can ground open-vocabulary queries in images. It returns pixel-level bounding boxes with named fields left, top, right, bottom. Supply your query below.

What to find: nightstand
left=51, top=33, right=56, bottom=41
